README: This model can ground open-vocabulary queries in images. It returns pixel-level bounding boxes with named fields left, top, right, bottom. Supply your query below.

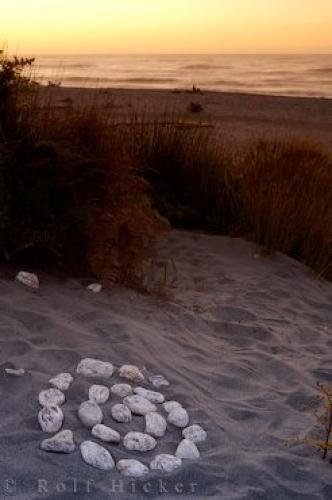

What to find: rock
left=80, top=441, right=115, bottom=471
left=111, top=404, right=132, bottom=423
left=163, top=401, right=182, bottom=413
left=117, top=459, right=149, bottom=478
left=145, top=412, right=167, bottom=438
left=150, top=454, right=182, bottom=473
left=49, top=373, right=73, bottom=391
left=168, top=407, right=189, bottom=428
left=183, top=424, right=207, bottom=443
left=77, top=358, right=114, bottom=379
left=175, top=439, right=200, bottom=460
left=119, top=364, right=144, bottom=382
left=89, top=385, right=110, bottom=404
left=134, top=387, right=165, bottom=404
left=38, top=406, right=64, bottom=433
left=123, top=432, right=156, bottom=452
left=124, top=395, right=156, bottom=416
left=92, top=424, right=121, bottom=443
left=87, top=283, right=102, bottom=293
left=149, top=374, right=170, bottom=387
left=39, top=388, right=65, bottom=407
left=78, top=401, right=103, bottom=428
left=40, top=430, right=75, bottom=453
left=16, top=271, right=39, bottom=289
left=5, top=368, right=25, bottom=377
left=110, top=383, right=133, bottom=398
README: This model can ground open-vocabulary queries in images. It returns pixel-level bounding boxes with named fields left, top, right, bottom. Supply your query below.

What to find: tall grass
left=241, top=140, right=332, bottom=277
left=0, top=55, right=165, bottom=287
left=131, top=122, right=331, bottom=279
left=129, top=120, right=239, bottom=232
left=0, top=55, right=331, bottom=283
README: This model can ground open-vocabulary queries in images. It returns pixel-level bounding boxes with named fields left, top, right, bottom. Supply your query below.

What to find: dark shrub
left=188, top=101, right=203, bottom=113
left=0, top=57, right=164, bottom=286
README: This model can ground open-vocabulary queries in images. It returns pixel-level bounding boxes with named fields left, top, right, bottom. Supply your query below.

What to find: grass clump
left=130, top=120, right=239, bottom=233
left=187, top=101, right=203, bottom=113
left=291, top=383, right=332, bottom=464
left=0, top=55, right=164, bottom=287
left=240, top=140, right=332, bottom=278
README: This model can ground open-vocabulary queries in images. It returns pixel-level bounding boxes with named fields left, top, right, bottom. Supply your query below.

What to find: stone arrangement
left=37, top=358, right=207, bottom=477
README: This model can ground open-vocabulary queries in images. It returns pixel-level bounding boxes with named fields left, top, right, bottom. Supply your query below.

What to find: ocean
left=33, top=54, right=332, bottom=98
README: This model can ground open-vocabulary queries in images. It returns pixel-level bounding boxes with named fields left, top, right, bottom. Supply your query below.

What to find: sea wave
left=59, top=76, right=179, bottom=84
left=36, top=63, right=94, bottom=70
left=182, top=64, right=228, bottom=70
left=33, top=54, right=332, bottom=98
left=308, top=67, right=332, bottom=74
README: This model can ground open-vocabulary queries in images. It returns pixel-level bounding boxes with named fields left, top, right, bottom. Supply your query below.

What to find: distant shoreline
left=42, top=84, right=332, bottom=99
left=39, top=86, right=332, bottom=152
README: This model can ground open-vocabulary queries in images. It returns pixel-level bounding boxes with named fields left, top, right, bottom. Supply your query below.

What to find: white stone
left=16, top=271, right=39, bottom=289
left=5, top=368, right=25, bottom=377
left=77, top=358, right=114, bottom=379
left=38, top=406, right=64, bottom=434
left=80, top=441, right=115, bottom=471
left=145, top=412, right=167, bottom=438
left=49, top=373, right=73, bottom=391
left=149, top=375, right=170, bottom=387
left=40, top=430, right=75, bottom=453
left=91, top=424, right=120, bottom=443
left=111, top=404, right=132, bottom=423
left=87, top=283, right=102, bottom=293
left=110, top=383, right=133, bottom=398
left=89, top=385, right=110, bottom=404
left=163, top=401, right=182, bottom=413
left=150, top=454, right=182, bottom=473
left=78, top=401, right=103, bottom=428
left=119, top=364, right=144, bottom=382
left=117, top=459, right=149, bottom=478
left=134, top=387, right=165, bottom=404
left=124, top=395, right=156, bottom=416
left=123, top=432, right=156, bottom=452
left=168, top=407, right=189, bottom=428
left=175, top=439, right=200, bottom=460
left=183, top=424, right=207, bottom=443
left=39, top=388, right=65, bottom=407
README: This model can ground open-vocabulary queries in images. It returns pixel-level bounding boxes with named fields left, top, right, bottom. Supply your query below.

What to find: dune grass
left=240, top=140, right=332, bottom=278
left=0, top=55, right=165, bottom=287
left=0, top=55, right=331, bottom=284
left=133, top=122, right=331, bottom=279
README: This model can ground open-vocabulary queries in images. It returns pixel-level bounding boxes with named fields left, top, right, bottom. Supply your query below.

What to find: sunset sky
left=1, top=0, right=332, bottom=55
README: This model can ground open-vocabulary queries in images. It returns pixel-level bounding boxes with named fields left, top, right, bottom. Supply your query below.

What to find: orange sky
left=1, top=0, right=332, bottom=54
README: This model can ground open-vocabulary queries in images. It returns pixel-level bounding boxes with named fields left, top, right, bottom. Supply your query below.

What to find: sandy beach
left=1, top=230, right=331, bottom=499
left=2, top=0, right=332, bottom=496
left=39, top=87, right=332, bottom=152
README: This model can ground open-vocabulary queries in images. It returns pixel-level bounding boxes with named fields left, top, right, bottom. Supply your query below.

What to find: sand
left=0, top=229, right=331, bottom=499
left=39, top=87, right=332, bottom=152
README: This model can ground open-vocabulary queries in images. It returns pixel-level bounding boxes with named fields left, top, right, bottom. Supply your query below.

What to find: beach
left=1, top=230, right=331, bottom=499
left=2, top=3, right=332, bottom=497
left=39, top=87, right=332, bottom=151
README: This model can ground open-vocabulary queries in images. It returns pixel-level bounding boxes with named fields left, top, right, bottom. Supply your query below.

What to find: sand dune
left=0, top=230, right=331, bottom=499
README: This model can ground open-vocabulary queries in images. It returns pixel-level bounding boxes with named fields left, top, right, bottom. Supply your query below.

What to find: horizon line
left=17, top=52, right=332, bottom=57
